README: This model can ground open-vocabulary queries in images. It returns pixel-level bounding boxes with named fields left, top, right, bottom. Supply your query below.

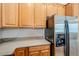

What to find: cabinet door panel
left=29, top=51, right=40, bottom=56
left=29, top=44, right=50, bottom=52
left=65, top=4, right=73, bottom=16
left=65, top=3, right=79, bottom=16
left=40, top=49, right=50, bottom=56
left=0, top=4, right=1, bottom=28
left=47, top=4, right=57, bottom=16
left=15, top=48, right=25, bottom=56
left=73, top=4, right=79, bottom=16
left=19, top=4, right=34, bottom=28
left=2, top=3, right=18, bottom=27
left=57, top=5, right=65, bottom=16
left=35, top=4, right=46, bottom=28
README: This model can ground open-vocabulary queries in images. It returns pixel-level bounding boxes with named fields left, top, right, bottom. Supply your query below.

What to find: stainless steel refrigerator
left=55, top=16, right=79, bottom=56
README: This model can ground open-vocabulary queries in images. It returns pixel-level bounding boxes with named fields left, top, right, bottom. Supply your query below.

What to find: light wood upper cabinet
left=65, top=4, right=73, bottom=16
left=47, top=4, right=57, bottom=16
left=57, top=5, right=65, bottom=16
left=0, top=3, right=66, bottom=28
left=2, top=3, right=18, bottom=27
left=34, top=4, right=46, bottom=28
left=19, top=4, right=34, bottom=28
left=73, top=4, right=79, bottom=16
left=0, top=4, right=1, bottom=28
left=65, top=3, right=79, bottom=16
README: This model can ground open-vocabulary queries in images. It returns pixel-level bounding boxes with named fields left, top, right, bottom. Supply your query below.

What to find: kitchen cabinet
left=34, top=4, right=46, bottom=28
left=0, top=4, right=1, bottom=28
left=14, top=48, right=29, bottom=56
left=14, top=48, right=26, bottom=56
left=47, top=4, right=57, bottom=16
left=47, top=4, right=65, bottom=16
left=2, top=3, right=18, bottom=27
left=65, top=4, right=73, bottom=16
left=14, top=44, right=50, bottom=56
left=29, top=44, right=50, bottom=56
left=19, top=4, right=34, bottom=28
left=72, top=4, right=79, bottom=16
left=29, top=51, right=40, bottom=56
left=57, top=5, right=65, bottom=16
left=0, top=3, right=66, bottom=28
left=40, top=49, right=50, bottom=56
left=65, top=3, right=79, bottom=16
left=29, top=49, right=50, bottom=56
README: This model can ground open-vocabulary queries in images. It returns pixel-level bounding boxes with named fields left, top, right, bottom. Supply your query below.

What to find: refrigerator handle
left=64, top=20, right=70, bottom=56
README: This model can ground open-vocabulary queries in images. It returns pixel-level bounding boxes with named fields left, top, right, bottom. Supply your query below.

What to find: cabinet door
left=15, top=48, right=25, bottom=56
left=2, top=3, right=18, bottom=27
left=65, top=4, right=73, bottom=16
left=47, top=4, right=57, bottom=16
left=19, top=4, right=34, bottom=28
left=29, top=51, right=40, bottom=56
left=65, top=3, right=79, bottom=16
left=57, top=5, right=65, bottom=16
left=73, top=3, right=79, bottom=16
left=40, top=49, right=50, bottom=56
left=0, top=4, right=1, bottom=28
left=35, top=4, right=46, bottom=28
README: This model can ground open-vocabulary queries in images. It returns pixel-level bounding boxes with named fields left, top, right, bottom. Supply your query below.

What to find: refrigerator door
left=67, top=16, right=78, bottom=56
left=55, top=16, right=79, bottom=56
left=55, top=16, right=65, bottom=56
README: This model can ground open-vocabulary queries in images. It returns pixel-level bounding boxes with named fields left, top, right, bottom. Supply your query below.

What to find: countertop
left=0, top=37, right=50, bottom=56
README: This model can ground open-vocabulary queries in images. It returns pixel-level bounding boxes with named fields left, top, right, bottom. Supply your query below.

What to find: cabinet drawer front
left=15, top=48, right=25, bottom=51
left=41, top=49, right=50, bottom=56
left=29, top=51, right=40, bottom=56
left=15, top=51, right=25, bottom=56
left=29, top=45, right=50, bottom=52
left=15, top=48, right=25, bottom=56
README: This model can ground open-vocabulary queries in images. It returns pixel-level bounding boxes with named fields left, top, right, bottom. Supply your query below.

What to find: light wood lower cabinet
left=29, top=49, right=50, bottom=56
left=14, top=48, right=29, bottom=56
left=29, top=51, right=40, bottom=56
left=40, top=49, right=50, bottom=56
left=14, top=44, right=50, bottom=56
left=15, top=48, right=25, bottom=56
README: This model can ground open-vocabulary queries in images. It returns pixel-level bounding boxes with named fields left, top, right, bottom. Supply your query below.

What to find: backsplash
left=0, top=29, right=45, bottom=38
